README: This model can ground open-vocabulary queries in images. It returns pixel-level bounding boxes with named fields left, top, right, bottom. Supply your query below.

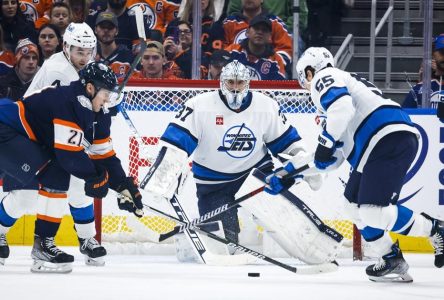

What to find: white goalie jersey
left=159, top=90, right=307, bottom=184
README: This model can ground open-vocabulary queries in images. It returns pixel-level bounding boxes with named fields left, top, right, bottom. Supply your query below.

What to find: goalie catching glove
left=84, top=165, right=109, bottom=198
left=116, top=177, right=144, bottom=217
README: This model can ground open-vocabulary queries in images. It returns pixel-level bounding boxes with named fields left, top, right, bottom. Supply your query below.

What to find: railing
left=334, top=34, right=354, bottom=70
left=369, top=0, right=394, bottom=87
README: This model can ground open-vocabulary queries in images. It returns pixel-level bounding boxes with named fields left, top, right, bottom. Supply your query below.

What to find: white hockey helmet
left=296, top=47, right=334, bottom=88
left=220, top=60, right=250, bottom=110
left=63, top=22, right=96, bottom=60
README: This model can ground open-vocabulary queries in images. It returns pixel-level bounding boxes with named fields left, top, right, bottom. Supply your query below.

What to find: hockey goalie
left=142, top=60, right=342, bottom=266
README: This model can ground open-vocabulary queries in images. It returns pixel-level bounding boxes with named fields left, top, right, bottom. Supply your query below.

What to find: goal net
left=99, top=79, right=361, bottom=258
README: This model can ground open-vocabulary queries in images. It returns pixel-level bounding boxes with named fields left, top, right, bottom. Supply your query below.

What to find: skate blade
left=0, top=258, right=5, bottom=266
left=31, top=259, right=73, bottom=274
left=369, top=272, right=413, bottom=283
left=84, top=255, right=105, bottom=266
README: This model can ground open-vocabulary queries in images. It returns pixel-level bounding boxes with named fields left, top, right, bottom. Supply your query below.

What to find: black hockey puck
left=248, top=272, right=260, bottom=277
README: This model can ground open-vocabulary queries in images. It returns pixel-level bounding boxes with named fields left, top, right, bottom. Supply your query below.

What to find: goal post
left=96, top=79, right=363, bottom=258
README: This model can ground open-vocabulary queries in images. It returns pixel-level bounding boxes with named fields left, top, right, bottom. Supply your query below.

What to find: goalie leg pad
left=238, top=169, right=343, bottom=265
left=142, top=146, right=188, bottom=199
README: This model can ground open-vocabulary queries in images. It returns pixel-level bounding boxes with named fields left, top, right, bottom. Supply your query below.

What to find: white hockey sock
left=405, top=213, right=433, bottom=237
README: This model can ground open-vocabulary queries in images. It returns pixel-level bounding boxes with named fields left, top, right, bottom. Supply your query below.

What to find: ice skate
left=421, top=213, right=444, bottom=268
left=366, top=240, right=413, bottom=283
left=0, top=233, right=9, bottom=265
left=31, top=235, right=74, bottom=273
left=79, top=237, right=106, bottom=266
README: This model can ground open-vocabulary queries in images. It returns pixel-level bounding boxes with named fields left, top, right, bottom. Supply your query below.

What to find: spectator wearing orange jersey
left=223, top=0, right=292, bottom=67
left=19, top=0, right=52, bottom=28
left=131, top=40, right=179, bottom=79
left=94, top=11, right=133, bottom=80
left=225, top=15, right=287, bottom=80
left=0, top=25, right=15, bottom=75
left=125, top=0, right=180, bottom=34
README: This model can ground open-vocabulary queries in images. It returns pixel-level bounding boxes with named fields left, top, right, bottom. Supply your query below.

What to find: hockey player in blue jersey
left=0, top=62, right=143, bottom=272
left=267, top=47, right=444, bottom=282
left=143, top=60, right=321, bottom=253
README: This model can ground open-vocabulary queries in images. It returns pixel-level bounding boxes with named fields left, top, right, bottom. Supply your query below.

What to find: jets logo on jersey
left=217, top=123, right=256, bottom=158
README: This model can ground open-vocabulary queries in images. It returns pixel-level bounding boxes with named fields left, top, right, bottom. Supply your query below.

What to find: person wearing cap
left=225, top=15, right=287, bottom=80
left=402, top=34, right=444, bottom=108
left=208, top=49, right=231, bottom=80
left=94, top=11, right=134, bottom=80
left=0, top=38, right=39, bottom=100
left=131, top=40, right=179, bottom=79
left=222, top=0, right=292, bottom=66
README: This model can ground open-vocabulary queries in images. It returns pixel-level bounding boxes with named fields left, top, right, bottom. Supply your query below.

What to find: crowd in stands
left=0, top=0, right=351, bottom=89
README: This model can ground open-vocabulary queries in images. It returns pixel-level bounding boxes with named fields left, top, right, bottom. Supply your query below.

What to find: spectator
left=0, top=0, right=37, bottom=51
left=225, top=15, right=287, bottom=80
left=70, top=0, right=90, bottom=23
left=207, top=49, right=230, bottom=79
left=226, top=0, right=308, bottom=34
left=49, top=2, right=72, bottom=36
left=0, top=25, right=15, bottom=75
left=403, top=35, right=444, bottom=108
left=94, top=11, right=133, bottom=79
left=169, top=20, right=209, bottom=79
left=125, top=0, right=180, bottom=35
left=223, top=0, right=292, bottom=67
left=130, top=40, right=179, bottom=79
left=20, top=0, right=52, bottom=28
left=166, top=0, right=224, bottom=55
left=86, top=0, right=162, bottom=52
left=0, top=38, right=39, bottom=100
left=37, top=23, right=62, bottom=65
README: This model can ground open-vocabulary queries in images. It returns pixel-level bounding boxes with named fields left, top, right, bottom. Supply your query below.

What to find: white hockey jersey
left=24, top=52, right=78, bottom=97
left=310, top=67, right=419, bottom=172
left=160, top=91, right=306, bottom=184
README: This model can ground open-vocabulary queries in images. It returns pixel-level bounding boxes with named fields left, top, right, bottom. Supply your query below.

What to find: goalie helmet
left=296, top=47, right=334, bottom=89
left=79, top=62, right=121, bottom=112
left=220, top=60, right=250, bottom=110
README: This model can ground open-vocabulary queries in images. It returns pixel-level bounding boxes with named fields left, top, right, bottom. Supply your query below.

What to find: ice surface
left=0, top=247, right=443, bottom=300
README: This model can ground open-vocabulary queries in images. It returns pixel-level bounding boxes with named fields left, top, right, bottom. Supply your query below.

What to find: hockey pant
left=196, top=178, right=246, bottom=243
left=343, top=131, right=433, bottom=256
left=0, top=159, right=95, bottom=239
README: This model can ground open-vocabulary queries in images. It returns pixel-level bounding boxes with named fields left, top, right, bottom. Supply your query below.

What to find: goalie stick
left=142, top=201, right=339, bottom=274
left=158, top=162, right=314, bottom=241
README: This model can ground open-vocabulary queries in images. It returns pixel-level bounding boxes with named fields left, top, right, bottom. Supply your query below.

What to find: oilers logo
left=217, top=123, right=256, bottom=158
left=234, top=30, right=247, bottom=45
left=128, top=4, right=156, bottom=29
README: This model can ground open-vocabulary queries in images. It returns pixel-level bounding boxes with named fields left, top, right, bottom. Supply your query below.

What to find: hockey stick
left=142, top=201, right=338, bottom=274
left=158, top=162, right=315, bottom=241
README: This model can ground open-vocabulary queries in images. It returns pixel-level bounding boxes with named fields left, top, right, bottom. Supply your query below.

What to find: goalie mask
left=220, top=60, right=250, bottom=110
left=79, top=62, right=120, bottom=113
left=296, top=47, right=334, bottom=90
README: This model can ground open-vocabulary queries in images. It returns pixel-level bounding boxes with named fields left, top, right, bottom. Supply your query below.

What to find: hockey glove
left=314, top=131, right=343, bottom=170
left=116, top=177, right=144, bottom=218
left=84, top=166, right=109, bottom=198
left=264, top=163, right=297, bottom=195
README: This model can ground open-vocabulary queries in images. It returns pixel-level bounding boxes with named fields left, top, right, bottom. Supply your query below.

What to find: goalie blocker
left=240, top=169, right=343, bottom=265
